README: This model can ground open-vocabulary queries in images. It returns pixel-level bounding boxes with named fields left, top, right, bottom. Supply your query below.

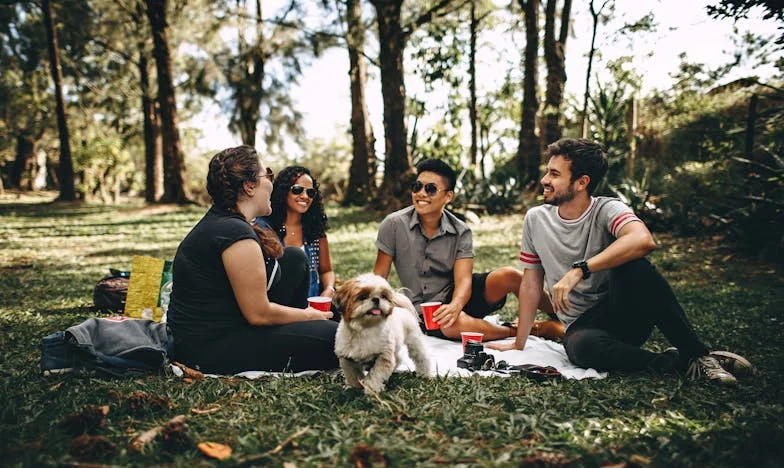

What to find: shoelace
left=687, top=356, right=728, bottom=381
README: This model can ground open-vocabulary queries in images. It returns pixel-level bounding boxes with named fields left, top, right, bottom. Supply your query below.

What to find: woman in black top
left=168, top=146, right=338, bottom=374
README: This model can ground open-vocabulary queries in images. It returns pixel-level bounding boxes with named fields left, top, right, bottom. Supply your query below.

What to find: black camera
left=456, top=340, right=495, bottom=371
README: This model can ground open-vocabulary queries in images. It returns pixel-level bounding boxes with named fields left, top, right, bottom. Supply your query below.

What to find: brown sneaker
left=686, top=355, right=737, bottom=386
left=530, top=319, right=565, bottom=340
left=709, top=351, right=755, bottom=378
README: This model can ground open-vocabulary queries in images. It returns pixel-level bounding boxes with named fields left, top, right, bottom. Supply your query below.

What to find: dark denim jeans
left=562, top=258, right=709, bottom=372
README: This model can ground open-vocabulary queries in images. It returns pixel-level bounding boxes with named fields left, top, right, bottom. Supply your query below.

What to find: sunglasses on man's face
left=290, top=185, right=317, bottom=198
left=259, top=167, right=274, bottom=182
left=411, top=180, right=448, bottom=196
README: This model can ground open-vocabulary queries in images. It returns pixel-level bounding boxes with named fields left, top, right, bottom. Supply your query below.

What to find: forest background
left=1, top=0, right=783, bottom=261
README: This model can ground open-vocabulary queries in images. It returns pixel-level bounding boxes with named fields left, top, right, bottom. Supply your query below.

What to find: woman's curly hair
left=266, top=166, right=328, bottom=240
left=206, top=145, right=283, bottom=259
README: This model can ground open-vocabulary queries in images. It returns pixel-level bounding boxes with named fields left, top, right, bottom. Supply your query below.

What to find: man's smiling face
left=541, top=156, right=577, bottom=206
left=411, top=171, right=453, bottom=217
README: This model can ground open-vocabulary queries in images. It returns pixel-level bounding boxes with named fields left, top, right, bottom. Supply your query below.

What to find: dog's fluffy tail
left=392, top=290, right=420, bottom=321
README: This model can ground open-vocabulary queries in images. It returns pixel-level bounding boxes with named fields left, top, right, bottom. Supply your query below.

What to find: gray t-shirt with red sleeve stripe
left=519, top=197, right=642, bottom=330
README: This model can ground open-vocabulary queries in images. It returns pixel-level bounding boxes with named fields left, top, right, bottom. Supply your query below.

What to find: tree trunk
left=543, top=0, right=571, bottom=147
left=136, top=2, right=163, bottom=203
left=516, top=0, right=540, bottom=185
left=42, top=0, right=76, bottom=201
left=139, top=48, right=163, bottom=203
left=235, top=0, right=265, bottom=147
left=580, top=0, right=604, bottom=138
left=343, top=0, right=378, bottom=206
left=469, top=0, right=481, bottom=179
left=371, top=0, right=414, bottom=209
left=32, top=148, right=48, bottom=190
left=145, top=0, right=190, bottom=204
left=10, top=135, right=35, bottom=189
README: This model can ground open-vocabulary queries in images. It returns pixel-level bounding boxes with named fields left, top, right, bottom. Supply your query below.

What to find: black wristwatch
left=572, top=260, right=591, bottom=280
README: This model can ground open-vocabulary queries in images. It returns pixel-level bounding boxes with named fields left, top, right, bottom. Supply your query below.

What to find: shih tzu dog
left=333, top=273, right=432, bottom=395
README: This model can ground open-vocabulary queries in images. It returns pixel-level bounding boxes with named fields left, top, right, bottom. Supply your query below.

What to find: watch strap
left=571, top=260, right=591, bottom=279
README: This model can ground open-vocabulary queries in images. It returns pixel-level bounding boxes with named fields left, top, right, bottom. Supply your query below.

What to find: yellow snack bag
left=124, top=255, right=168, bottom=321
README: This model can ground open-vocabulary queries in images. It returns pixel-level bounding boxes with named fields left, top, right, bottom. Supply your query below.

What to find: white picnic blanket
left=172, top=328, right=606, bottom=380
left=394, top=334, right=606, bottom=379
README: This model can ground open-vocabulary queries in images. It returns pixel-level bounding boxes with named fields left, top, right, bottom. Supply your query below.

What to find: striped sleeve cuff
left=519, top=251, right=541, bottom=266
left=610, top=212, right=641, bottom=236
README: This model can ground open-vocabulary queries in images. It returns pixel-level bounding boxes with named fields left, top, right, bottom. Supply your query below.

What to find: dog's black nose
left=372, top=297, right=380, bottom=307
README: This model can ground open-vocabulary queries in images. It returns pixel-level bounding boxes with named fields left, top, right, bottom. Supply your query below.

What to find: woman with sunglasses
left=256, top=166, right=336, bottom=299
left=167, top=147, right=338, bottom=374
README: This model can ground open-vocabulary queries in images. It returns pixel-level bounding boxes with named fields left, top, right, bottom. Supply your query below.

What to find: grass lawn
left=1, top=192, right=783, bottom=466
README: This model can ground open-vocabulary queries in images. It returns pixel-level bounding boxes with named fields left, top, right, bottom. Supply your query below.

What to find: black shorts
left=423, top=271, right=507, bottom=338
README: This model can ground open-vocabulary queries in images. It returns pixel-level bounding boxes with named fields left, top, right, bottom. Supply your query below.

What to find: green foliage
left=0, top=200, right=783, bottom=465
left=453, top=158, right=525, bottom=215
left=606, top=167, right=661, bottom=227
left=279, top=134, right=353, bottom=199
left=580, top=57, right=643, bottom=182
left=639, top=76, right=784, bottom=259
left=72, top=135, right=138, bottom=202
left=656, top=160, right=737, bottom=235
left=707, top=0, right=784, bottom=43
left=722, top=153, right=784, bottom=260
left=0, top=2, right=53, bottom=165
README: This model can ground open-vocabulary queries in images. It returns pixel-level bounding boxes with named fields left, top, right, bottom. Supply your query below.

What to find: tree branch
left=403, top=0, right=470, bottom=38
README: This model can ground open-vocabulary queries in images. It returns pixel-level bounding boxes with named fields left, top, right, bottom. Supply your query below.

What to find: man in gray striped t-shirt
left=488, top=138, right=753, bottom=386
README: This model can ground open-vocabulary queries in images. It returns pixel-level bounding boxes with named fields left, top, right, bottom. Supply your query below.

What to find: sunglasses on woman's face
left=290, top=185, right=317, bottom=198
left=411, top=180, right=448, bottom=196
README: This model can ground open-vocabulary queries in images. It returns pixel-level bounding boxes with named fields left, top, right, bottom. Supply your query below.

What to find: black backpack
left=93, top=269, right=130, bottom=312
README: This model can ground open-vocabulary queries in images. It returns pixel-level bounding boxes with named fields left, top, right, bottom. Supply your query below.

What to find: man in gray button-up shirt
left=374, top=158, right=527, bottom=341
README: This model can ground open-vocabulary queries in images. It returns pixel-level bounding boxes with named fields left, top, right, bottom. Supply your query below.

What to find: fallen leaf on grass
left=62, top=405, right=110, bottom=435
left=48, top=381, right=64, bottom=392
left=162, top=417, right=192, bottom=452
left=191, top=403, right=222, bottom=415
left=126, top=391, right=171, bottom=414
left=173, top=361, right=205, bottom=380
left=198, top=441, right=232, bottom=460
left=651, top=396, right=669, bottom=408
left=129, top=415, right=186, bottom=453
left=350, top=444, right=387, bottom=467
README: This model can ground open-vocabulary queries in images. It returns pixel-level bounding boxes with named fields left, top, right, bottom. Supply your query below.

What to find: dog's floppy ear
left=331, top=280, right=353, bottom=318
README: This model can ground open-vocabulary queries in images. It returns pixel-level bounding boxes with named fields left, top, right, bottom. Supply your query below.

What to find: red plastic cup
left=421, top=302, right=442, bottom=330
left=461, top=332, right=484, bottom=352
left=307, top=296, right=332, bottom=312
